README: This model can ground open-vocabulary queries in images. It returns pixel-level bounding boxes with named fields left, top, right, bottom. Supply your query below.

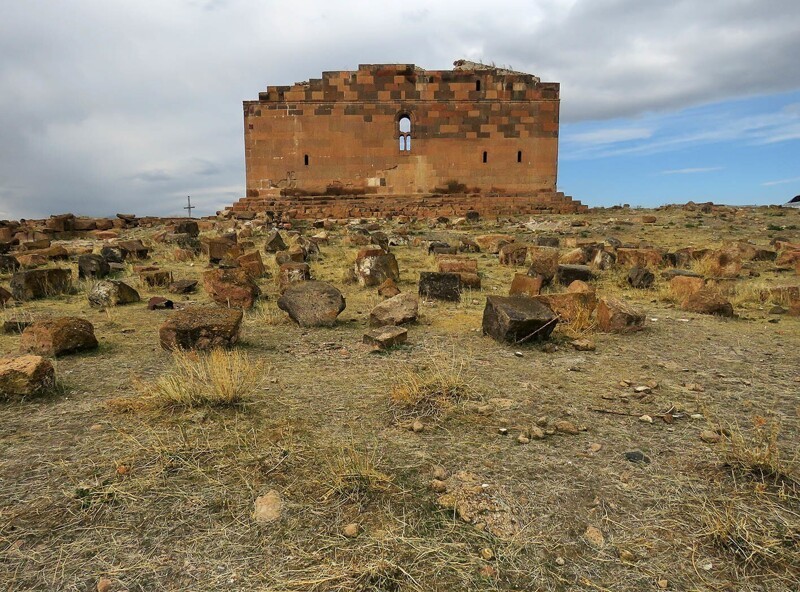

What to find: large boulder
left=277, top=281, right=346, bottom=327
left=681, top=289, right=734, bottom=317
left=159, top=307, right=243, bottom=350
left=0, top=287, right=11, bottom=306
left=20, top=317, right=99, bottom=357
left=88, top=280, right=141, bottom=307
left=10, top=268, right=72, bottom=301
left=596, top=298, right=645, bottom=333
left=354, top=248, right=400, bottom=287
left=78, top=254, right=111, bottom=279
left=482, top=296, right=557, bottom=344
left=369, top=292, right=419, bottom=327
left=0, top=355, right=56, bottom=399
left=527, top=247, right=560, bottom=283
left=203, top=268, right=260, bottom=309
left=419, top=272, right=462, bottom=302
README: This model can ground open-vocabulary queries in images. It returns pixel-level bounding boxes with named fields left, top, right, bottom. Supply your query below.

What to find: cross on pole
left=184, top=195, right=195, bottom=218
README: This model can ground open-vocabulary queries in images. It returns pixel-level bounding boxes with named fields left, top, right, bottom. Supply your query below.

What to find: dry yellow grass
left=134, top=348, right=268, bottom=408
left=322, top=443, right=394, bottom=502
left=389, top=344, right=471, bottom=421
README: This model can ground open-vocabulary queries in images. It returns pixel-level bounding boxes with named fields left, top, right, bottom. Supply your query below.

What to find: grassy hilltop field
left=0, top=203, right=799, bottom=591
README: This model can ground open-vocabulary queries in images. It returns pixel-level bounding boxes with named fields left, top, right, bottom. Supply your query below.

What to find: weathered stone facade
left=230, top=61, right=587, bottom=218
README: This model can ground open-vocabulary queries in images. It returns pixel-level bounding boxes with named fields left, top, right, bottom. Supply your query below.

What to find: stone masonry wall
left=244, top=63, right=559, bottom=197
left=234, top=62, right=587, bottom=218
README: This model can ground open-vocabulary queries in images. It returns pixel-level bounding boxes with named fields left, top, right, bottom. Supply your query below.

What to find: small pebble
left=343, top=523, right=360, bottom=538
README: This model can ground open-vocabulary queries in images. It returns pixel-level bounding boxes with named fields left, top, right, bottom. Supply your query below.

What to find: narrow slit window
left=304, top=154, right=309, bottom=166
left=482, top=151, right=488, bottom=163
left=476, top=80, right=481, bottom=91
left=517, top=150, right=522, bottom=163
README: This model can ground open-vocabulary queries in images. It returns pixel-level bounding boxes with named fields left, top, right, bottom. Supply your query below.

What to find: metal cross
left=184, top=195, right=194, bottom=218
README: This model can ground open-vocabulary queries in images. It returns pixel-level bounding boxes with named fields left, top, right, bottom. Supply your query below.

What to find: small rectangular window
left=476, top=80, right=481, bottom=91
left=304, top=154, right=309, bottom=166
left=482, top=151, right=487, bottom=163
left=517, top=150, right=522, bottom=163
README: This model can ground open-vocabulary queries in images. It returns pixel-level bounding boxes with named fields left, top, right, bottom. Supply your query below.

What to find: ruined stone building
left=228, top=61, right=586, bottom=218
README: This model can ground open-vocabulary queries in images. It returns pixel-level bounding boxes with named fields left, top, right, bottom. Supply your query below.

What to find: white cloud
left=567, top=127, right=653, bottom=146
left=763, top=176, right=800, bottom=187
left=0, top=0, right=799, bottom=216
left=661, top=167, right=723, bottom=175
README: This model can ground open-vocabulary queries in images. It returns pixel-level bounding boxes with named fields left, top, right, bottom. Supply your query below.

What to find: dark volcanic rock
left=10, top=268, right=72, bottom=301
left=78, top=254, right=111, bottom=279
left=627, top=266, right=655, bottom=289
left=482, top=296, right=557, bottom=344
left=418, top=272, right=462, bottom=302
left=556, top=264, right=595, bottom=285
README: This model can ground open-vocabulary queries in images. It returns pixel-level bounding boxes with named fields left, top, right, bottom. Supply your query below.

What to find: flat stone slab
left=363, top=326, right=408, bottom=350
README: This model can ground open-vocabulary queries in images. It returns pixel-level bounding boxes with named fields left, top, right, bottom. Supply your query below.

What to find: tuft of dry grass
left=133, top=348, right=268, bottom=408
left=697, top=491, right=799, bottom=571
left=554, top=302, right=597, bottom=338
left=389, top=346, right=471, bottom=421
left=322, top=443, right=394, bottom=502
left=720, top=416, right=798, bottom=486
left=247, top=299, right=289, bottom=326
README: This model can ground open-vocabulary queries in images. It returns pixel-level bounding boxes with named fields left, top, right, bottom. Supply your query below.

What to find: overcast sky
left=1, top=0, right=799, bottom=218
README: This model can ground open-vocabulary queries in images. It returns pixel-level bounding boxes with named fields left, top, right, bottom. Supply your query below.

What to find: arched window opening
left=517, top=150, right=522, bottom=163
left=398, top=114, right=412, bottom=152
left=304, top=154, right=309, bottom=166
left=482, top=151, right=488, bottom=163
left=476, top=80, right=481, bottom=92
